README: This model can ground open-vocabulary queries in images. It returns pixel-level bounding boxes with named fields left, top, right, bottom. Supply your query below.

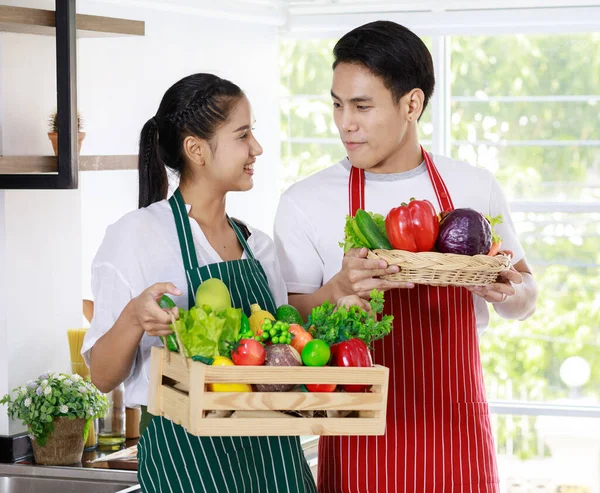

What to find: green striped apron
left=137, top=189, right=317, bottom=493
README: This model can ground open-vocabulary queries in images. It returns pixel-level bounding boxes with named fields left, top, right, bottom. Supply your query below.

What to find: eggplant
left=435, top=208, right=492, bottom=256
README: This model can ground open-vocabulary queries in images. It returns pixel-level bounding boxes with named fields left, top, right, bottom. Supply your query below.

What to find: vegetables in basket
left=340, top=209, right=391, bottom=252
left=436, top=208, right=503, bottom=256
left=385, top=198, right=439, bottom=252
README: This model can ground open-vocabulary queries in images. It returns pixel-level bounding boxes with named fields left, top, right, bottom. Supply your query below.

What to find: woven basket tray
left=367, top=250, right=511, bottom=287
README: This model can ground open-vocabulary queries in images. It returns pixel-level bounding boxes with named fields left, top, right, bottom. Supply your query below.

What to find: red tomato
left=231, top=339, right=266, bottom=366
left=306, top=383, right=337, bottom=392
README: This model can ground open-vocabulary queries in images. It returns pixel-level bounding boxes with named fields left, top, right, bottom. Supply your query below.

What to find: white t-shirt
left=274, top=154, right=525, bottom=333
left=82, top=199, right=288, bottom=407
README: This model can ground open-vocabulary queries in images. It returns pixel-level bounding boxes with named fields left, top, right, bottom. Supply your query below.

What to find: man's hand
left=332, top=247, right=414, bottom=299
left=466, top=267, right=523, bottom=304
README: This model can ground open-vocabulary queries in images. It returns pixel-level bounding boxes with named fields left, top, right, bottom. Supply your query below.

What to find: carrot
left=487, top=241, right=502, bottom=256
left=288, top=324, right=313, bottom=354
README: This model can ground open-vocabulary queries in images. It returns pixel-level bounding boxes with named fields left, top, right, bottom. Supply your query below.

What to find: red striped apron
left=317, top=148, right=499, bottom=492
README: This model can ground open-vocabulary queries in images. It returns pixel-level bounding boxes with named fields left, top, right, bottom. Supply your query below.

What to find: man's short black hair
left=333, top=21, right=435, bottom=114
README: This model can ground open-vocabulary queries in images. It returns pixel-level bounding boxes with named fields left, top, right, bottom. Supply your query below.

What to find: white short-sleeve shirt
left=274, top=154, right=525, bottom=333
left=82, top=199, right=288, bottom=407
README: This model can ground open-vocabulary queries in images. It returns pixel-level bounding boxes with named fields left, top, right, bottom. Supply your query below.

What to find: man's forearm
left=493, top=273, right=537, bottom=321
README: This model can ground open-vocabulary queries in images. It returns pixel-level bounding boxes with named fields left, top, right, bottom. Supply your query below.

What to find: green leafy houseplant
left=1, top=372, right=108, bottom=447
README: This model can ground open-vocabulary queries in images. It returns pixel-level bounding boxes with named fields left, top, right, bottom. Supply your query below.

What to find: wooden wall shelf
left=0, top=155, right=138, bottom=174
left=0, top=5, right=145, bottom=37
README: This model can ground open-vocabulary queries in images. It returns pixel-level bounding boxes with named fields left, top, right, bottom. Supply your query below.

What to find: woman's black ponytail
left=138, top=117, right=167, bottom=209
left=137, top=73, right=244, bottom=209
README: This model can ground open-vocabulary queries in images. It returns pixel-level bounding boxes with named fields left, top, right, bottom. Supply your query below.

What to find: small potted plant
left=1, top=372, right=108, bottom=465
left=47, top=110, right=85, bottom=156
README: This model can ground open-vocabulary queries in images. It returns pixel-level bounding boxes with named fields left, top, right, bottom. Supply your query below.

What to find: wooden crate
left=147, top=347, right=389, bottom=437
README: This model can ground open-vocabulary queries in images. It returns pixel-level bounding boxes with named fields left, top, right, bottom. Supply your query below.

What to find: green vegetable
left=306, top=290, right=394, bottom=347
left=158, top=295, right=179, bottom=352
left=257, top=319, right=293, bottom=345
left=171, top=305, right=242, bottom=359
left=339, top=209, right=391, bottom=253
left=355, top=209, right=393, bottom=250
left=218, top=308, right=242, bottom=358
left=485, top=214, right=504, bottom=245
left=191, top=355, right=214, bottom=365
left=301, top=339, right=331, bottom=366
left=275, top=304, right=304, bottom=325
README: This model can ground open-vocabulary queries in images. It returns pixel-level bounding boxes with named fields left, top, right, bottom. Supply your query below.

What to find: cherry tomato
left=306, top=383, right=337, bottom=392
left=231, top=339, right=266, bottom=366
left=301, top=339, right=330, bottom=367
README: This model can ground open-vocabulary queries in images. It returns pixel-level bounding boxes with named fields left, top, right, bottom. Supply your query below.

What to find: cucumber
left=158, top=295, right=179, bottom=352
left=355, top=209, right=392, bottom=250
left=158, top=295, right=176, bottom=310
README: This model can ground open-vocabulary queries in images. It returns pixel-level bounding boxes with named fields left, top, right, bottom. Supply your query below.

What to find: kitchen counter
left=0, top=462, right=139, bottom=493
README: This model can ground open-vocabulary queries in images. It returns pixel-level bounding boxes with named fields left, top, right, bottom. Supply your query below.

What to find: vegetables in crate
left=275, top=304, right=304, bottom=325
left=209, top=356, right=252, bottom=392
left=258, top=319, right=293, bottom=345
left=330, top=338, right=373, bottom=392
left=248, top=304, right=275, bottom=336
left=288, top=324, right=312, bottom=354
left=231, top=339, right=266, bottom=366
left=307, top=289, right=393, bottom=347
left=254, top=345, right=302, bottom=392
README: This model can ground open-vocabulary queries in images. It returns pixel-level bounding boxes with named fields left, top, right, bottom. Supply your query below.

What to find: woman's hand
left=466, top=267, right=523, bottom=303
left=333, top=248, right=414, bottom=300
left=131, top=282, right=182, bottom=337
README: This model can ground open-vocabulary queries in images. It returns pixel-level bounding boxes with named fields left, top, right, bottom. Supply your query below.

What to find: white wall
left=0, top=30, right=80, bottom=434
left=0, top=2, right=281, bottom=433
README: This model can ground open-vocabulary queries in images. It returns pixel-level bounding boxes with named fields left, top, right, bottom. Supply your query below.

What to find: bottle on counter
left=98, top=382, right=126, bottom=449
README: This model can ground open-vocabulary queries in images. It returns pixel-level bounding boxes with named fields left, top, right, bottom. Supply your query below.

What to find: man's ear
left=406, top=88, right=425, bottom=122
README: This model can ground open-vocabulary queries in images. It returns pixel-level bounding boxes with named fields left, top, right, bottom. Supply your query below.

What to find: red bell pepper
left=330, top=338, right=373, bottom=392
left=385, top=198, right=439, bottom=252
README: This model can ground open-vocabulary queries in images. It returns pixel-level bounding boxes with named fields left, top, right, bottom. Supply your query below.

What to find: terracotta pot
left=48, top=132, right=86, bottom=156
left=30, top=417, right=86, bottom=465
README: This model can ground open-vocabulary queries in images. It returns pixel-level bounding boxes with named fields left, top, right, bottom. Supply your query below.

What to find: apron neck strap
left=169, top=188, right=200, bottom=272
left=348, top=145, right=454, bottom=216
left=228, top=217, right=256, bottom=261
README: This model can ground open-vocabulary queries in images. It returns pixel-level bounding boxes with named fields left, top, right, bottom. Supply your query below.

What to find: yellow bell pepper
left=208, top=356, right=252, bottom=392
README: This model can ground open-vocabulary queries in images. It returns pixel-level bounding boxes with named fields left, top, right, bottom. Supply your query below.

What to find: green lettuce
left=217, top=307, right=242, bottom=358
left=170, top=305, right=243, bottom=359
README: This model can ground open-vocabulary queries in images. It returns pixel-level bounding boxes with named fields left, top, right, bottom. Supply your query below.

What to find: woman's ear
left=183, top=135, right=208, bottom=166
left=406, top=88, right=425, bottom=122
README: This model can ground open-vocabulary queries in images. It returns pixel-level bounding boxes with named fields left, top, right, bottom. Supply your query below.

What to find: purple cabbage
left=435, top=208, right=492, bottom=256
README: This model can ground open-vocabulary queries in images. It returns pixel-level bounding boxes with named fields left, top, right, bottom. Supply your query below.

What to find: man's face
left=331, top=62, right=412, bottom=172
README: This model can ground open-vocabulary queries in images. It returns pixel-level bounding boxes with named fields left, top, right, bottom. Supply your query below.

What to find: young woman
left=82, top=73, right=317, bottom=493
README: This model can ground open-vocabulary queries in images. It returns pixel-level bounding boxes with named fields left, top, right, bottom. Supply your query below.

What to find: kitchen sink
left=0, top=463, right=139, bottom=493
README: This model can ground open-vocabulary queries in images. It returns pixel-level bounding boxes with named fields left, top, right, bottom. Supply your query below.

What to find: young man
left=274, top=21, right=538, bottom=492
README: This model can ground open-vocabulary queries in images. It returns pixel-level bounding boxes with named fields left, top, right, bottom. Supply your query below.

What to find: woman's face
left=203, top=96, right=263, bottom=193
